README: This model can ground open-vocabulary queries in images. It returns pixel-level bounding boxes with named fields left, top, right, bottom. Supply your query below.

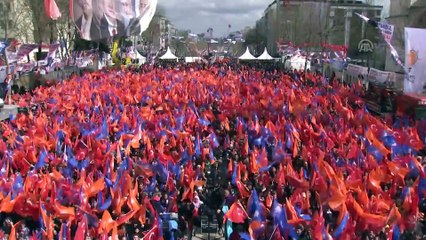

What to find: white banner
left=368, top=68, right=392, bottom=84
left=404, top=27, right=426, bottom=94
left=378, top=22, right=394, bottom=43
left=347, top=64, right=368, bottom=77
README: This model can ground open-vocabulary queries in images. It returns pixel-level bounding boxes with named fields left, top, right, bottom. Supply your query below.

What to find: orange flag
left=0, top=194, right=16, bottom=213
left=8, top=221, right=21, bottom=240
left=386, top=204, right=402, bottom=225
left=85, top=177, right=105, bottom=198
left=99, top=210, right=116, bottom=234
left=54, top=201, right=75, bottom=221
left=117, top=210, right=137, bottom=226
left=366, top=129, right=390, bottom=156
left=112, top=223, right=119, bottom=240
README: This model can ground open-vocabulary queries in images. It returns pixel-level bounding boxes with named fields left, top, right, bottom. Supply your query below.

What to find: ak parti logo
left=407, top=49, right=419, bottom=66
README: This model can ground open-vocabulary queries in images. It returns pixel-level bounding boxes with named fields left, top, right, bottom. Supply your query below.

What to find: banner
left=346, top=64, right=368, bottom=77
left=368, top=68, right=394, bottom=84
left=355, top=13, right=403, bottom=68
left=404, top=27, right=426, bottom=94
left=5, top=40, right=22, bottom=64
left=70, top=0, right=158, bottom=41
left=377, top=22, right=394, bottom=44
left=47, top=43, right=60, bottom=59
left=6, top=42, right=39, bottom=64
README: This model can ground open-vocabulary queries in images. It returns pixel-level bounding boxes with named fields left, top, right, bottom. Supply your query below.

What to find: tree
left=0, top=0, right=34, bottom=42
left=54, top=0, right=75, bottom=55
left=25, top=0, right=58, bottom=43
left=244, top=28, right=266, bottom=55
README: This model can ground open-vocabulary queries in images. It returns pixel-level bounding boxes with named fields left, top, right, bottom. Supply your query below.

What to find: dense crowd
left=0, top=62, right=425, bottom=240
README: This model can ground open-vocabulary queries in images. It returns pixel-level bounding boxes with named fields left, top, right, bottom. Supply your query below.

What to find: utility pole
left=343, top=9, right=352, bottom=83
left=361, top=10, right=367, bottom=39
left=344, top=9, right=352, bottom=51
left=361, top=10, right=367, bottom=67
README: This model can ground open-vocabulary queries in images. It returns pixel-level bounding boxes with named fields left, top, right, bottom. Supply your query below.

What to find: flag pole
left=268, top=225, right=279, bottom=240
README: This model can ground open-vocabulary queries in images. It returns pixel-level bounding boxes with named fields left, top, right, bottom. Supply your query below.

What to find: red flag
left=250, top=151, right=259, bottom=174
left=236, top=180, right=250, bottom=198
left=74, top=217, right=87, bottom=240
left=224, top=201, right=248, bottom=224
left=44, top=0, right=61, bottom=20
left=346, top=142, right=359, bottom=160
left=142, top=224, right=159, bottom=240
left=258, top=148, right=268, bottom=169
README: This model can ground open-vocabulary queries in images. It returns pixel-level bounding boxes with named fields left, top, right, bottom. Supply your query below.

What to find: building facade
left=257, top=0, right=385, bottom=69
left=366, top=0, right=426, bottom=72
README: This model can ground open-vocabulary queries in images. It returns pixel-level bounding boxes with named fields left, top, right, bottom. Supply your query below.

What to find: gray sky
left=160, top=0, right=271, bottom=36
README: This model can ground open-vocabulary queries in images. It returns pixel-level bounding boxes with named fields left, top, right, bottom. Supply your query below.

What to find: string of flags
left=355, top=13, right=405, bottom=70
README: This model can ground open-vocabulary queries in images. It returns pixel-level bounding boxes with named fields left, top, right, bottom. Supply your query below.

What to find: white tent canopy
left=257, top=48, right=274, bottom=60
left=238, top=47, right=256, bottom=60
left=159, top=47, right=178, bottom=61
left=128, top=49, right=146, bottom=64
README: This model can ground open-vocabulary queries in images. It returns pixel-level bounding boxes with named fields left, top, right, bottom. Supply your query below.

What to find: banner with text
left=378, top=22, right=394, bottom=44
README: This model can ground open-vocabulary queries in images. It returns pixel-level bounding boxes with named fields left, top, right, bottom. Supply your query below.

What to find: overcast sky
left=160, top=0, right=271, bottom=36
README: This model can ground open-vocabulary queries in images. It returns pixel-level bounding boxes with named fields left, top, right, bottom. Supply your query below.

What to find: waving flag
left=271, top=199, right=297, bottom=239
left=224, top=201, right=248, bottom=224
left=247, top=189, right=265, bottom=221
left=44, top=0, right=62, bottom=20
left=355, top=13, right=403, bottom=68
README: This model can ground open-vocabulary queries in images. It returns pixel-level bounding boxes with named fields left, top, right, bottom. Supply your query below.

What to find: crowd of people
left=0, top=62, right=425, bottom=240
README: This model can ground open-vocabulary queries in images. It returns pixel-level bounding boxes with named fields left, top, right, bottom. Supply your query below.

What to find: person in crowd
left=0, top=61, right=425, bottom=240
left=0, top=73, right=13, bottom=103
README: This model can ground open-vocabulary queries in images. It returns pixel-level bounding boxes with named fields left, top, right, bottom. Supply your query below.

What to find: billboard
left=404, top=27, right=426, bottom=94
left=70, top=0, right=158, bottom=41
